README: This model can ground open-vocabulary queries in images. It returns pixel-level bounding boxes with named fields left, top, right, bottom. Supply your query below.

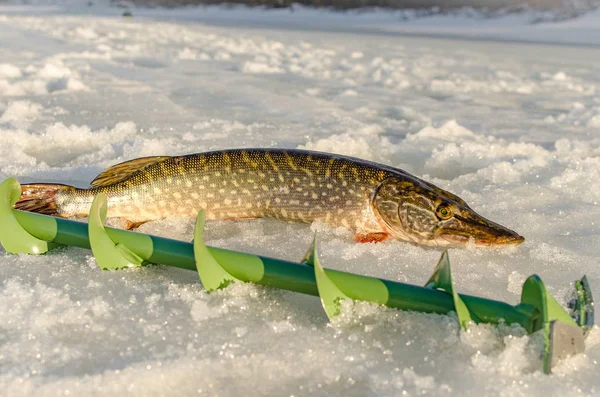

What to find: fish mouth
left=437, top=214, right=525, bottom=247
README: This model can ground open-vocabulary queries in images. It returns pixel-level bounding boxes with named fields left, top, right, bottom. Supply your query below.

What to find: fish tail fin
left=15, top=183, right=75, bottom=217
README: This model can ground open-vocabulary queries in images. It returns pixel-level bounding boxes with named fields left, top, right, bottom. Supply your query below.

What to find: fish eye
left=436, top=205, right=453, bottom=220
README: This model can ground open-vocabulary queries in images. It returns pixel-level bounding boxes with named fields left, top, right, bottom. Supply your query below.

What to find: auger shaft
left=11, top=202, right=537, bottom=331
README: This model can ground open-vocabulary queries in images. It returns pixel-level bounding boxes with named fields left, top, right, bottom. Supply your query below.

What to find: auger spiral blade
left=571, top=276, right=595, bottom=336
left=311, top=235, right=350, bottom=319
left=0, top=178, right=59, bottom=254
left=425, top=251, right=476, bottom=329
left=88, top=193, right=144, bottom=270
left=193, top=209, right=241, bottom=293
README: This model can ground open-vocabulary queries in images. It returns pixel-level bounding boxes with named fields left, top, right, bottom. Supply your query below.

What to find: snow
left=0, top=61, right=87, bottom=96
left=1, top=3, right=600, bottom=396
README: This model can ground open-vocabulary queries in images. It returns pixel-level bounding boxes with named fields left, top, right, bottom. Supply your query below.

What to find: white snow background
left=1, top=3, right=600, bottom=396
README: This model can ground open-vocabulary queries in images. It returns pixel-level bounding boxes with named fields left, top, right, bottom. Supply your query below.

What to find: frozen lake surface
left=1, top=4, right=600, bottom=396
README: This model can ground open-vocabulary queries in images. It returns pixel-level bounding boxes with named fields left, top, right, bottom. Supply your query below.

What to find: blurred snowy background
left=5, top=0, right=600, bottom=17
left=1, top=1, right=600, bottom=396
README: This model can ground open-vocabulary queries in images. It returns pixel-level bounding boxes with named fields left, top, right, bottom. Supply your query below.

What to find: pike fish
left=15, top=149, right=524, bottom=247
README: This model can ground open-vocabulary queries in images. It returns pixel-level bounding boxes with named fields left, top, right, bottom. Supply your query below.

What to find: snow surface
left=1, top=4, right=600, bottom=396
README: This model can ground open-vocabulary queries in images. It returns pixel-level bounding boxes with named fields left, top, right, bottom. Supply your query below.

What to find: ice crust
left=1, top=4, right=600, bottom=397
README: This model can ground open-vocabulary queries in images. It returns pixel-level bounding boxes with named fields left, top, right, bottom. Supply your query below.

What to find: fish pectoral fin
left=353, top=232, right=389, bottom=244
left=123, top=219, right=148, bottom=230
left=89, top=156, right=171, bottom=188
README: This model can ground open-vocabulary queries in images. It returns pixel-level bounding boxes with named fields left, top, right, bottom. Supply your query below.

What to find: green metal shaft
left=12, top=209, right=537, bottom=332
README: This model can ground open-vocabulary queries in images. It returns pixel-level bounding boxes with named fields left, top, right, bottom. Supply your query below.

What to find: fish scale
left=15, top=148, right=524, bottom=247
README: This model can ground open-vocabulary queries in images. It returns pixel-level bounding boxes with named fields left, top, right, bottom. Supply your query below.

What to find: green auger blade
left=425, top=250, right=476, bottom=329
left=312, top=236, right=349, bottom=319
left=88, top=193, right=144, bottom=270
left=300, top=236, right=316, bottom=267
left=193, top=209, right=241, bottom=292
left=573, top=276, right=594, bottom=335
left=0, top=178, right=59, bottom=254
left=521, top=275, right=584, bottom=374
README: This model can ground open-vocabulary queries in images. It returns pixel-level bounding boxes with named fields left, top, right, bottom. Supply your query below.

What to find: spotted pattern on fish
left=15, top=149, right=525, bottom=247
left=52, top=150, right=384, bottom=231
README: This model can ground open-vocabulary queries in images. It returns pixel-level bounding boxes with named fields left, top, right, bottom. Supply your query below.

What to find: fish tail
left=15, top=183, right=76, bottom=217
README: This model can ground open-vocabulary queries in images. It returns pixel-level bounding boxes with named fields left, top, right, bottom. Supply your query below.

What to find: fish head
left=371, top=177, right=524, bottom=247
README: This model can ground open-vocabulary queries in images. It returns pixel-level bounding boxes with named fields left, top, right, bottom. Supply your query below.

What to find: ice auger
left=0, top=178, right=593, bottom=373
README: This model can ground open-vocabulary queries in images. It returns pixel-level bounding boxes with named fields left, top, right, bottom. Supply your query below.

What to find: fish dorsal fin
left=89, top=156, right=171, bottom=188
